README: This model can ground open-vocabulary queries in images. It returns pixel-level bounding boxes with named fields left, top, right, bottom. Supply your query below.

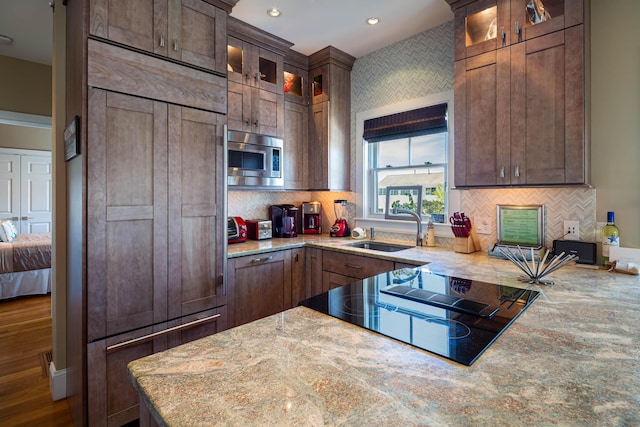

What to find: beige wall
left=0, top=55, right=52, bottom=116
left=591, top=0, right=640, bottom=248
left=0, top=123, right=51, bottom=151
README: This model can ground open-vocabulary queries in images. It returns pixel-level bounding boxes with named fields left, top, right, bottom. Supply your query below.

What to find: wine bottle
left=601, top=211, right=620, bottom=266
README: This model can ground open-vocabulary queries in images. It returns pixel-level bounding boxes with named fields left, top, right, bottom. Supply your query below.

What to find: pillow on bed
left=0, top=221, right=17, bottom=242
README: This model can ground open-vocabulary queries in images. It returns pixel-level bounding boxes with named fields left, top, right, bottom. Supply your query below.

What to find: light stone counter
left=130, top=238, right=640, bottom=426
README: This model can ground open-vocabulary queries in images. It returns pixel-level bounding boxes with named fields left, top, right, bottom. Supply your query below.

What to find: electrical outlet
left=563, top=220, right=580, bottom=240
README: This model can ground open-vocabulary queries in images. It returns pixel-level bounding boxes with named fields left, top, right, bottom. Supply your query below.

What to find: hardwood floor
left=0, top=295, right=73, bottom=426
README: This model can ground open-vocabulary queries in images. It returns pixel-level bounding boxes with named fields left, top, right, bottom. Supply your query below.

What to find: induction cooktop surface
left=299, top=267, right=539, bottom=366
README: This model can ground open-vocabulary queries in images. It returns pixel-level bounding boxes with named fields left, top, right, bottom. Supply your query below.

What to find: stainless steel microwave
left=227, top=130, right=283, bottom=188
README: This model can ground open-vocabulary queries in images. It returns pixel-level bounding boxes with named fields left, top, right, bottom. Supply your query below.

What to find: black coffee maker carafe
left=269, top=204, right=298, bottom=238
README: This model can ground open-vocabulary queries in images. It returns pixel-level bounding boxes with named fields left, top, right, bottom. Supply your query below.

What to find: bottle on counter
left=601, top=211, right=620, bottom=266
left=426, top=216, right=436, bottom=247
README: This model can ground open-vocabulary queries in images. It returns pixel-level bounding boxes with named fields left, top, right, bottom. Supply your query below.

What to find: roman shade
left=363, top=103, right=447, bottom=142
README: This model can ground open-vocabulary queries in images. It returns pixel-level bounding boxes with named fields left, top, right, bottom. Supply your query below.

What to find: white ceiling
left=0, top=0, right=453, bottom=66
left=0, top=0, right=53, bottom=65
left=230, top=0, right=453, bottom=58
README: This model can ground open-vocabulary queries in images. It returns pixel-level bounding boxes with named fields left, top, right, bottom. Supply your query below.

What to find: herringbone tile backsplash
left=460, top=187, right=597, bottom=251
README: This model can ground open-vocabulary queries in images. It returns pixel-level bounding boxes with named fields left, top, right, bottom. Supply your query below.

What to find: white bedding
left=0, top=268, right=51, bottom=299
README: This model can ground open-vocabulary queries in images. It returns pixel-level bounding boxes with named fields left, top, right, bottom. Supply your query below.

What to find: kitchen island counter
left=128, top=249, right=640, bottom=426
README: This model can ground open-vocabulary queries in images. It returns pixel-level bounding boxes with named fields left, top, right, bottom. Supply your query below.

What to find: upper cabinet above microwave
left=89, top=0, right=234, bottom=75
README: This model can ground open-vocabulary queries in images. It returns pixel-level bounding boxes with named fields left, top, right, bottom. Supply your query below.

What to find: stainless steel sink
left=345, top=240, right=413, bottom=252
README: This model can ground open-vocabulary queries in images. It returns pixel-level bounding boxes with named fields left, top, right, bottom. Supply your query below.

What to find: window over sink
left=355, top=91, right=459, bottom=234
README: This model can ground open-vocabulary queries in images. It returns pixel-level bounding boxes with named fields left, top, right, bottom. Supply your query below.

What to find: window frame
left=355, top=91, right=459, bottom=237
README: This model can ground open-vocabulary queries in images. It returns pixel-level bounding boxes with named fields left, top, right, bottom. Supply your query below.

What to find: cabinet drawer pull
left=252, top=255, right=273, bottom=263
left=106, top=314, right=221, bottom=353
left=2, top=216, right=18, bottom=221
left=345, top=264, right=362, bottom=269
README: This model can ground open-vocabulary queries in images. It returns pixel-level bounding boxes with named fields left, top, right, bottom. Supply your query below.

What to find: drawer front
left=322, top=250, right=394, bottom=279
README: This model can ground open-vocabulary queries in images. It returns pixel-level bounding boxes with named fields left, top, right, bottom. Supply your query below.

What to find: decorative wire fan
left=499, top=246, right=577, bottom=285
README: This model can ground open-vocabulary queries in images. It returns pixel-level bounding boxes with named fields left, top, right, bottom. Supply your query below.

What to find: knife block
left=453, top=236, right=476, bottom=253
left=453, top=228, right=480, bottom=254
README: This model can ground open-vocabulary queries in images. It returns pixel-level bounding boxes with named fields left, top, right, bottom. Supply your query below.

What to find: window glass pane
left=376, top=138, right=408, bottom=167
left=373, top=167, right=445, bottom=218
left=410, top=133, right=447, bottom=165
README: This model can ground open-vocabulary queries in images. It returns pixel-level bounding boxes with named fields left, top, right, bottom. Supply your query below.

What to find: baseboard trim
left=49, top=361, right=67, bottom=401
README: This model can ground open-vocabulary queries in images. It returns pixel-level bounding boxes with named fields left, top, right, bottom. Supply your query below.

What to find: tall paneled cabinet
left=447, top=0, right=587, bottom=186
left=65, top=1, right=237, bottom=426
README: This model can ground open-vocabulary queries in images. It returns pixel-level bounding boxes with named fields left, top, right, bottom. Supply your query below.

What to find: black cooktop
left=299, top=267, right=539, bottom=366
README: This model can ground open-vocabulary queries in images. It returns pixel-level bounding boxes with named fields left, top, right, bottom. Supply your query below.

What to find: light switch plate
left=474, top=216, right=491, bottom=234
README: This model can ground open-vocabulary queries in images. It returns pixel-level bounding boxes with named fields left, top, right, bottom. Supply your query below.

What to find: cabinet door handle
left=106, top=314, right=221, bottom=353
left=500, top=166, right=505, bottom=178
left=173, top=39, right=179, bottom=51
left=514, top=165, right=520, bottom=177
left=254, top=72, right=260, bottom=84
left=20, top=216, right=33, bottom=220
left=253, top=120, right=259, bottom=127
left=500, top=27, right=505, bottom=45
left=2, top=216, right=18, bottom=221
left=251, top=255, right=273, bottom=263
left=159, top=34, right=165, bottom=47
left=345, top=264, right=362, bottom=270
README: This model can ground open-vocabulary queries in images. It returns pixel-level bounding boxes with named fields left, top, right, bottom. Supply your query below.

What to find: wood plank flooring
left=0, top=295, right=74, bottom=426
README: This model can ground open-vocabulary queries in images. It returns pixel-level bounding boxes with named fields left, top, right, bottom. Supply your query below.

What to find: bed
left=0, top=233, right=51, bottom=300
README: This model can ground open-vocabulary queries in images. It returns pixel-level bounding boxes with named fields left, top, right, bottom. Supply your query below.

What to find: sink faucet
left=392, top=208, right=424, bottom=246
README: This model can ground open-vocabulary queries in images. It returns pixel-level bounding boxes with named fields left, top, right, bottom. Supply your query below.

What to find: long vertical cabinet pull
left=173, top=40, right=179, bottom=51
left=159, top=34, right=165, bottom=47
left=514, top=165, right=520, bottom=177
left=223, top=125, right=228, bottom=294
left=500, top=166, right=505, bottom=178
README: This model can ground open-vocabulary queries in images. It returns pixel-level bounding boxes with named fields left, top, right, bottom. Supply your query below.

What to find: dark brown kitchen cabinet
left=89, top=0, right=230, bottom=74
left=284, top=100, right=309, bottom=189
left=284, top=57, right=309, bottom=105
left=86, top=88, right=227, bottom=426
left=454, top=49, right=511, bottom=186
left=227, top=250, right=293, bottom=327
left=509, top=26, right=585, bottom=184
left=87, top=88, right=226, bottom=340
left=227, top=35, right=284, bottom=93
left=86, top=306, right=226, bottom=426
left=449, top=0, right=586, bottom=187
left=290, top=248, right=307, bottom=307
left=306, top=247, right=323, bottom=298
left=228, top=80, right=284, bottom=137
left=449, top=0, right=584, bottom=61
left=321, top=250, right=394, bottom=292
left=307, top=47, right=355, bottom=191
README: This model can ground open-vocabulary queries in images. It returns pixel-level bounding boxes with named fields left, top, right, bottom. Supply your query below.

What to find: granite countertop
left=130, top=238, right=640, bottom=426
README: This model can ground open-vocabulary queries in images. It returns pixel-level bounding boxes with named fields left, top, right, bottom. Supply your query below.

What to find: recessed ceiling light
left=267, top=8, right=281, bottom=17
left=0, top=34, right=14, bottom=45
left=366, top=17, right=380, bottom=25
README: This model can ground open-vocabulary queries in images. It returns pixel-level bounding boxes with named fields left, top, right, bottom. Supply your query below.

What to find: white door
left=20, top=154, right=52, bottom=233
left=0, top=154, right=21, bottom=224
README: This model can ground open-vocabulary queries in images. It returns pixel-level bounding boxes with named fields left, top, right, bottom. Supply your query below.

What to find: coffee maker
left=269, top=204, right=298, bottom=238
left=300, top=202, right=322, bottom=234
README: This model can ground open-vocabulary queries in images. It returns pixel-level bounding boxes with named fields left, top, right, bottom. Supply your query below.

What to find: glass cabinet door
left=515, top=0, right=584, bottom=41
